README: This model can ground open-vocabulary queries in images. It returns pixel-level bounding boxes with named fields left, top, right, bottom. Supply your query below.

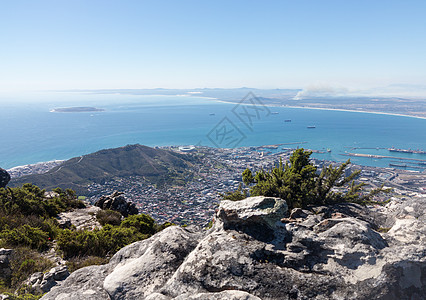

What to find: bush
left=120, top=214, right=156, bottom=235
left=56, top=225, right=148, bottom=259
left=1, top=292, right=43, bottom=300
left=238, top=148, right=390, bottom=210
left=56, top=213, right=163, bottom=259
left=0, top=225, right=50, bottom=251
left=52, top=188, right=86, bottom=210
left=155, top=222, right=174, bottom=231
left=0, top=184, right=84, bottom=219
left=96, top=210, right=122, bottom=226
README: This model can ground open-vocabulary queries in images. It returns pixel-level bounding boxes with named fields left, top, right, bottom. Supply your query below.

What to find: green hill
left=10, top=145, right=197, bottom=194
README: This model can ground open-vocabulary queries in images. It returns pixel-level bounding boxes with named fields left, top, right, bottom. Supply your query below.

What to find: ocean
left=1, top=92, right=426, bottom=171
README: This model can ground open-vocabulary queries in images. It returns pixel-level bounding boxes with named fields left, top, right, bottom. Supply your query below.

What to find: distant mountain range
left=10, top=145, right=197, bottom=195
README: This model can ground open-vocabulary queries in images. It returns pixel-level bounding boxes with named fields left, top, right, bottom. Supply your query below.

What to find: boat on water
left=271, top=112, right=279, bottom=115
left=307, top=126, right=316, bottom=129
left=327, top=148, right=332, bottom=153
left=284, top=119, right=291, bottom=122
left=209, top=113, right=215, bottom=116
left=389, top=163, right=408, bottom=168
left=388, top=147, right=413, bottom=154
left=388, top=147, right=426, bottom=154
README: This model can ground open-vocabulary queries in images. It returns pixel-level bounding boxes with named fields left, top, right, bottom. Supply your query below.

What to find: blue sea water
left=1, top=92, right=426, bottom=170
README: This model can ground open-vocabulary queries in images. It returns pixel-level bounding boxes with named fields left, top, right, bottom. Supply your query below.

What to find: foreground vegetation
left=222, top=148, right=389, bottom=209
left=0, top=184, right=168, bottom=298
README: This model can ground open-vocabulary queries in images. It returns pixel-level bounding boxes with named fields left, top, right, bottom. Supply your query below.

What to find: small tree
left=236, top=148, right=389, bottom=209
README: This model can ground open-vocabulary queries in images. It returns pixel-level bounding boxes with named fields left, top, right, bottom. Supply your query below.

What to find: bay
left=1, top=92, right=426, bottom=170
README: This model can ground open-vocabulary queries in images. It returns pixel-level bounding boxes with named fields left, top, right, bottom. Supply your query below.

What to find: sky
left=1, top=0, right=426, bottom=92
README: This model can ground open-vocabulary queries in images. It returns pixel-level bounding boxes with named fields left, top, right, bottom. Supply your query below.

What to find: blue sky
left=1, top=0, right=426, bottom=92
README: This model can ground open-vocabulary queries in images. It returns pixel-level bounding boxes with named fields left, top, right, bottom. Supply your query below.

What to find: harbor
left=345, top=146, right=426, bottom=155
left=341, top=152, right=426, bottom=162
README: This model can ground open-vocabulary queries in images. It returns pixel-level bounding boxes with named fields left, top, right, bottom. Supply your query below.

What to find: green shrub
left=52, top=188, right=86, bottom=209
left=156, top=222, right=174, bottom=231
left=120, top=214, right=156, bottom=235
left=238, top=148, right=390, bottom=210
left=0, top=184, right=84, bottom=220
left=2, top=292, right=43, bottom=300
left=96, top=210, right=122, bottom=226
left=56, top=225, right=148, bottom=258
left=0, top=225, right=49, bottom=251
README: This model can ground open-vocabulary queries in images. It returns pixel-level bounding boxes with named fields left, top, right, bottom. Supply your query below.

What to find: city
left=85, top=146, right=426, bottom=226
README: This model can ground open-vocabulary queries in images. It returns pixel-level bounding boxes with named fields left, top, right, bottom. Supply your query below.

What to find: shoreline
left=214, top=99, right=426, bottom=120
left=7, top=159, right=65, bottom=171
left=7, top=160, right=65, bottom=178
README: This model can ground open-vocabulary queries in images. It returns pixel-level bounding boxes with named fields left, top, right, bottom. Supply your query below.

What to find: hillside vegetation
left=0, top=184, right=167, bottom=299
left=11, top=145, right=197, bottom=195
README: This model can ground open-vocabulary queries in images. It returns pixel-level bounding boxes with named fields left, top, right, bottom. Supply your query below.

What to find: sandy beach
left=214, top=99, right=426, bottom=120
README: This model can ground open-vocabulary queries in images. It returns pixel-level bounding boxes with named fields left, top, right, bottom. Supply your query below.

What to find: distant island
left=50, top=106, right=105, bottom=113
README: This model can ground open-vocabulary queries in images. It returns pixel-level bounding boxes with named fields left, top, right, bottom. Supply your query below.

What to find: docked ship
left=388, top=147, right=426, bottom=154
left=388, top=147, right=413, bottom=154
left=389, top=163, right=407, bottom=168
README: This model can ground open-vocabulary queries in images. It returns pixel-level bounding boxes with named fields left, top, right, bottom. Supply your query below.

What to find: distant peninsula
left=50, top=107, right=105, bottom=113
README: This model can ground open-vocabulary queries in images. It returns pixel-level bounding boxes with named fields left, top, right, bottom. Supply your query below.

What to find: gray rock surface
left=57, top=206, right=101, bottom=230
left=217, top=196, right=287, bottom=242
left=28, top=265, right=70, bottom=293
left=0, top=248, right=13, bottom=281
left=0, top=168, right=10, bottom=188
left=42, top=196, right=426, bottom=300
left=95, top=191, right=138, bottom=217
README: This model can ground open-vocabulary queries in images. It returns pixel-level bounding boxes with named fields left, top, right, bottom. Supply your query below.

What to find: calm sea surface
left=1, top=92, right=426, bottom=170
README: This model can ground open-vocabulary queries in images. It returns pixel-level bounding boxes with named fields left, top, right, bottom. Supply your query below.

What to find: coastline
left=3, top=96, right=425, bottom=171
left=7, top=160, right=65, bottom=178
left=214, top=99, right=426, bottom=120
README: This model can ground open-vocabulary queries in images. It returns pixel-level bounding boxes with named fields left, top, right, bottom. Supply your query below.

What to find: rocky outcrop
left=218, top=196, right=287, bottom=242
left=95, top=191, right=138, bottom=217
left=0, top=249, right=13, bottom=282
left=27, top=265, right=70, bottom=293
left=42, top=196, right=425, bottom=300
left=0, top=168, right=10, bottom=188
left=42, top=225, right=203, bottom=300
left=57, top=206, right=101, bottom=230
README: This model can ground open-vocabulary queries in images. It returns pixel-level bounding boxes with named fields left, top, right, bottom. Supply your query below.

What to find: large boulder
left=27, top=265, right=70, bottom=293
left=0, top=249, right=13, bottom=282
left=42, top=196, right=426, bottom=300
left=216, top=196, right=287, bottom=242
left=42, top=226, right=203, bottom=300
left=95, top=191, right=138, bottom=217
left=0, top=168, right=10, bottom=188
